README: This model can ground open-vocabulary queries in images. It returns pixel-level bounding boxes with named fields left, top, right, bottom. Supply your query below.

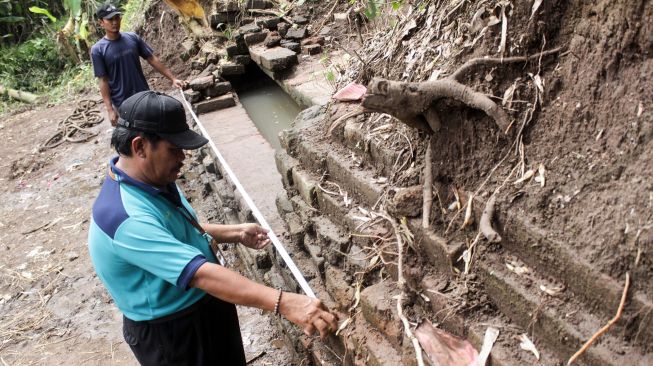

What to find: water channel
left=234, top=67, right=301, bottom=150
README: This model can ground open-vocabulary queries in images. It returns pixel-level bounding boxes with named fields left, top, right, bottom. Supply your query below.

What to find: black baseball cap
left=117, top=91, right=208, bottom=150
left=96, top=3, right=121, bottom=20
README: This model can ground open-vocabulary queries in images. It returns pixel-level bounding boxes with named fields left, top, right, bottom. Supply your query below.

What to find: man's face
left=99, top=15, right=121, bottom=34
left=142, top=139, right=186, bottom=188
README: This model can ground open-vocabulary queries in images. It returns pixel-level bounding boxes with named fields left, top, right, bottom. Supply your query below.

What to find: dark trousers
left=122, top=296, right=246, bottom=366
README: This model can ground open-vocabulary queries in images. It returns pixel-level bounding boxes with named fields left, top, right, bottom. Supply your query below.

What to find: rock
left=232, top=55, right=251, bottom=65
left=66, top=251, right=79, bottom=261
left=191, top=57, right=206, bottom=70
left=280, top=40, right=300, bottom=53
left=209, top=12, right=237, bottom=26
left=291, top=15, right=309, bottom=25
left=189, top=75, right=215, bottom=91
left=216, top=1, right=239, bottom=12
left=220, top=63, right=245, bottom=76
left=259, top=47, right=298, bottom=71
left=205, top=82, right=232, bottom=97
left=318, top=26, right=331, bottom=37
left=277, top=22, right=290, bottom=37
left=285, top=26, right=308, bottom=40
left=244, top=0, right=273, bottom=9
left=301, top=36, right=325, bottom=46
left=264, top=34, right=282, bottom=48
left=256, top=17, right=281, bottom=30
left=244, top=31, right=268, bottom=46
left=238, top=23, right=261, bottom=35
left=304, top=44, right=322, bottom=55
left=197, top=64, right=217, bottom=78
left=183, top=89, right=201, bottom=103
left=226, top=42, right=248, bottom=57
left=240, top=17, right=255, bottom=25
left=387, top=185, right=423, bottom=217
left=206, top=52, right=220, bottom=65
left=193, top=94, right=236, bottom=114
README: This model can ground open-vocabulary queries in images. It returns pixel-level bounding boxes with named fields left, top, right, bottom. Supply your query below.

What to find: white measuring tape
left=179, top=90, right=316, bottom=299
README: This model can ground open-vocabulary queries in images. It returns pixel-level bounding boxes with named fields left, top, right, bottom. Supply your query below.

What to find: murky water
left=238, top=83, right=301, bottom=150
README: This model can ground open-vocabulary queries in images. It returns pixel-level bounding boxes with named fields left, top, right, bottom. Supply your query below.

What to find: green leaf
left=78, top=15, right=89, bottom=41
left=0, top=15, right=24, bottom=23
left=364, top=0, right=379, bottom=20
left=63, top=0, right=82, bottom=18
left=28, top=6, right=57, bottom=23
left=391, top=1, right=402, bottom=11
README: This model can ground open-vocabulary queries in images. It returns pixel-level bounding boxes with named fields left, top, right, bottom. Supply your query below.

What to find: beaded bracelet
left=274, top=289, right=283, bottom=315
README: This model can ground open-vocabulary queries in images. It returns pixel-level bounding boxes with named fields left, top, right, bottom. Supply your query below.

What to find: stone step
left=480, top=250, right=653, bottom=365
left=294, top=128, right=653, bottom=347
left=193, top=93, right=236, bottom=114
left=249, top=45, right=298, bottom=72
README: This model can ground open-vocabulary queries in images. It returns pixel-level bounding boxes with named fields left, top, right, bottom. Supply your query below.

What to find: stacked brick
left=184, top=75, right=235, bottom=115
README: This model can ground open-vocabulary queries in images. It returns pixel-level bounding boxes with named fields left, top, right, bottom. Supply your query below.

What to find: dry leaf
left=535, top=163, right=546, bottom=187
left=478, top=327, right=500, bottom=366
left=514, top=169, right=535, bottom=185
left=415, top=319, right=479, bottom=366
left=335, top=317, right=352, bottom=336
left=518, top=334, right=540, bottom=360
left=506, top=261, right=530, bottom=275
left=502, top=83, right=517, bottom=106
left=540, top=284, right=564, bottom=296
left=531, top=0, right=543, bottom=19
left=460, top=193, right=474, bottom=230
left=350, top=282, right=362, bottom=311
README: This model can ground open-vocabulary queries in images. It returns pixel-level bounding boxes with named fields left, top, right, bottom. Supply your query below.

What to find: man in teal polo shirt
left=88, top=91, right=336, bottom=365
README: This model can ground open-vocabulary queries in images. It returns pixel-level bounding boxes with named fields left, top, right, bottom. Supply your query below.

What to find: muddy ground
left=0, top=99, right=290, bottom=364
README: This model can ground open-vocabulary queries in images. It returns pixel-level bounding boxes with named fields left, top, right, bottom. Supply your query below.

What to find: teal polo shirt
left=88, top=156, right=215, bottom=321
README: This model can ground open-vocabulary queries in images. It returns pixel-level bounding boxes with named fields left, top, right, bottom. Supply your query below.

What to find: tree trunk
left=0, top=85, right=41, bottom=103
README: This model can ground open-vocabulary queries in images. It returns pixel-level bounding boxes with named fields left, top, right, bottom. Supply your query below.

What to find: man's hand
left=279, top=292, right=338, bottom=340
left=239, top=223, right=270, bottom=249
left=172, top=78, right=187, bottom=90
left=108, top=107, right=119, bottom=126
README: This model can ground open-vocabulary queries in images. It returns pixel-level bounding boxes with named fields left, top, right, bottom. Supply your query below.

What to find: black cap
left=117, top=91, right=208, bottom=150
left=96, top=3, right=121, bottom=19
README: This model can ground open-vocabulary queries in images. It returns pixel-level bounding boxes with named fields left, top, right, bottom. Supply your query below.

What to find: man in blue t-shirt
left=88, top=91, right=337, bottom=365
left=91, top=3, right=187, bottom=126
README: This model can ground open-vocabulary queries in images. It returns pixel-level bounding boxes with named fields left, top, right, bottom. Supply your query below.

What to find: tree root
left=567, top=273, right=630, bottom=365
left=361, top=47, right=563, bottom=135
left=422, top=138, right=433, bottom=229
left=479, top=195, right=501, bottom=243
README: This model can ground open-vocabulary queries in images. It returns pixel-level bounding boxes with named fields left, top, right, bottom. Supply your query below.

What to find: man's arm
left=146, top=55, right=187, bottom=89
left=98, top=76, right=118, bottom=126
left=200, top=223, right=270, bottom=249
left=190, top=262, right=337, bottom=339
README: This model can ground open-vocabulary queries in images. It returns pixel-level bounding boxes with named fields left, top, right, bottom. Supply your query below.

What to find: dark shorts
left=123, top=295, right=246, bottom=366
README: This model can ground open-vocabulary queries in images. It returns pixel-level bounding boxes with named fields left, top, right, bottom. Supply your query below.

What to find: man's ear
left=131, top=136, right=147, bottom=158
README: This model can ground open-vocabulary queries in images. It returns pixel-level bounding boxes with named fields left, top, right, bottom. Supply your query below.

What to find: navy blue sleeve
left=177, top=255, right=208, bottom=290
left=90, top=44, right=107, bottom=78
left=134, top=33, right=154, bottom=59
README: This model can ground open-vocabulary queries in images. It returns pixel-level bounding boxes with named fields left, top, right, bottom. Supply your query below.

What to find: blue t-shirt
left=88, top=157, right=214, bottom=321
left=91, top=32, right=153, bottom=107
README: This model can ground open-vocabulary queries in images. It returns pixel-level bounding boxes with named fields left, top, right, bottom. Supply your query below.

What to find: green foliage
left=28, top=6, right=57, bottom=22
left=364, top=0, right=380, bottom=20
left=0, top=37, right=70, bottom=92
left=120, top=0, right=149, bottom=31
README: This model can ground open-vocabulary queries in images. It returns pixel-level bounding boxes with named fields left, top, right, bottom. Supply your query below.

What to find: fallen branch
left=0, top=84, right=40, bottom=104
left=422, top=138, right=433, bottom=229
left=479, top=195, right=501, bottom=243
left=567, top=273, right=630, bottom=365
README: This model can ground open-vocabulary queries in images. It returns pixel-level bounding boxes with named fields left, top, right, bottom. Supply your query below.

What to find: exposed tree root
left=422, top=138, right=433, bottom=229
left=361, top=47, right=563, bottom=135
left=567, top=273, right=630, bottom=365
left=479, top=195, right=501, bottom=243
